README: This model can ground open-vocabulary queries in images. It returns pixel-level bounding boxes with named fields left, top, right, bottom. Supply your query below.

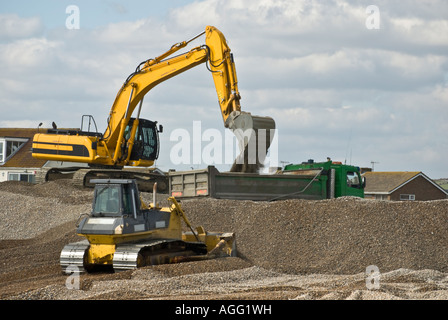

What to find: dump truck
left=168, top=160, right=365, bottom=201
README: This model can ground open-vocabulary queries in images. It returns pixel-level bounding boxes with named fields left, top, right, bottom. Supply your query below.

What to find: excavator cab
left=123, top=118, right=161, bottom=164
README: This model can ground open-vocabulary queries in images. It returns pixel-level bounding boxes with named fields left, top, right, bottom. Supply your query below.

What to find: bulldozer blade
left=226, top=111, right=276, bottom=173
left=183, top=230, right=237, bottom=258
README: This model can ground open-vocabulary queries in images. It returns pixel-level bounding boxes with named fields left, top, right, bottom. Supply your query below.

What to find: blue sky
left=1, top=0, right=447, bottom=178
left=1, top=0, right=194, bottom=28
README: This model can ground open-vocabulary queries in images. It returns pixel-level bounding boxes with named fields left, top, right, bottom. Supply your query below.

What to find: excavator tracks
left=36, top=167, right=168, bottom=193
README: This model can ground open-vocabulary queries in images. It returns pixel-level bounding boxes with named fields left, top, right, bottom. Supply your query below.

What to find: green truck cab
left=283, top=160, right=365, bottom=199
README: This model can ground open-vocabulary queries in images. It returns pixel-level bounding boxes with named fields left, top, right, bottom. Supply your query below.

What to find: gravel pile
left=1, top=180, right=447, bottom=274
left=0, top=180, right=447, bottom=300
left=0, top=180, right=92, bottom=239
left=9, top=260, right=448, bottom=300
left=181, top=197, right=448, bottom=274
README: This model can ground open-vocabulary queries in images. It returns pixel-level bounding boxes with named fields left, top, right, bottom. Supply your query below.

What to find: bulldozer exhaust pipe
left=153, top=182, right=157, bottom=208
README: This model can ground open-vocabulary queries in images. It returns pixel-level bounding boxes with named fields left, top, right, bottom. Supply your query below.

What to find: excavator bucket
left=226, top=111, right=276, bottom=173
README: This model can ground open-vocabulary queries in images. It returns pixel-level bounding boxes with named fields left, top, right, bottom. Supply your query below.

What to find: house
left=0, top=128, right=87, bottom=183
left=363, top=171, right=448, bottom=201
left=0, top=128, right=48, bottom=183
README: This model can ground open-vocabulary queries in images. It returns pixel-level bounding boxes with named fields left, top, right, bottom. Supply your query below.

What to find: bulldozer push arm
left=32, top=26, right=275, bottom=172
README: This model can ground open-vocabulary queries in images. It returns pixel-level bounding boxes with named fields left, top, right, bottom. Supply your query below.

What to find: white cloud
left=92, top=19, right=147, bottom=44
left=0, top=0, right=447, bottom=177
left=0, top=14, right=44, bottom=40
left=0, top=37, right=61, bottom=69
left=432, top=84, right=448, bottom=103
left=0, top=120, right=43, bottom=128
left=390, top=18, right=448, bottom=46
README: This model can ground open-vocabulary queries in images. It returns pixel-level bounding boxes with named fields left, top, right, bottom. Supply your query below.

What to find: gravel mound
left=0, top=180, right=447, bottom=300
left=0, top=181, right=92, bottom=240
left=1, top=180, right=447, bottom=274
left=9, top=262, right=448, bottom=300
left=181, top=197, right=448, bottom=274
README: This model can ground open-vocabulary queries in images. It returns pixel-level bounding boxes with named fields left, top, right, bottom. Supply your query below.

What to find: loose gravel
left=0, top=180, right=447, bottom=300
left=0, top=180, right=92, bottom=239
left=181, top=197, right=448, bottom=274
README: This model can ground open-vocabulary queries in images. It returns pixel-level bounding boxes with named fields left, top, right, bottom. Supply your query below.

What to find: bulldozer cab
left=91, top=179, right=141, bottom=218
left=66, top=177, right=236, bottom=273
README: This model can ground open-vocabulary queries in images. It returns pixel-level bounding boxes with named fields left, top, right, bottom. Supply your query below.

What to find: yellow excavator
left=32, top=26, right=275, bottom=191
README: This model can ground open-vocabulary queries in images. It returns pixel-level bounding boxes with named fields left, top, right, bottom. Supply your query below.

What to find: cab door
left=128, top=118, right=160, bottom=162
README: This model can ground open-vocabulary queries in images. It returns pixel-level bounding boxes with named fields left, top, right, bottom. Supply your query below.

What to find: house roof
left=0, top=128, right=48, bottom=168
left=363, top=171, right=448, bottom=195
left=363, top=171, right=421, bottom=193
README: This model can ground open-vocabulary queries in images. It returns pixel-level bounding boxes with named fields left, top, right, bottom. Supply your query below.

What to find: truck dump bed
left=168, top=166, right=334, bottom=201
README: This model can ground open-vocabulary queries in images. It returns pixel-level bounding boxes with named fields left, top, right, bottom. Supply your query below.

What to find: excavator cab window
left=127, top=118, right=160, bottom=162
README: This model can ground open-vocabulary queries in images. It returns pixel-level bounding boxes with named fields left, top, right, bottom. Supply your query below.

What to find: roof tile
left=0, top=128, right=48, bottom=168
left=363, top=171, right=420, bottom=193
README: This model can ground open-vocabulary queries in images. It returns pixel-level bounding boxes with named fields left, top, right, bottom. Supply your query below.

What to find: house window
left=400, top=194, right=415, bottom=201
left=8, top=173, right=35, bottom=183
left=0, top=138, right=28, bottom=164
left=7, top=140, right=24, bottom=157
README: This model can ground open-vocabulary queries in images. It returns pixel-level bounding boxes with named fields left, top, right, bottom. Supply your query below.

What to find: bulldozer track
left=60, top=240, right=90, bottom=274
left=112, top=239, right=205, bottom=271
left=60, top=239, right=208, bottom=273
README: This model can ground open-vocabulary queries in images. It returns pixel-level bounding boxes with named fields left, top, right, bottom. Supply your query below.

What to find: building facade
left=0, top=128, right=47, bottom=183
left=363, top=171, right=448, bottom=201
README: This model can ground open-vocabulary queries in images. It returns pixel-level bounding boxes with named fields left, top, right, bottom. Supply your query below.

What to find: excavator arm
left=104, top=44, right=208, bottom=165
left=32, top=26, right=275, bottom=172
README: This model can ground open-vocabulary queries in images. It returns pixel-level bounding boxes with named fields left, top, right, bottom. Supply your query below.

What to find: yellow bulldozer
left=61, top=178, right=236, bottom=273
